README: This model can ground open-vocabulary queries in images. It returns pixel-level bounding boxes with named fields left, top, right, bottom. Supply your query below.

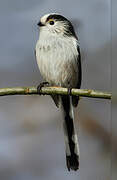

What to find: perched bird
left=35, top=13, right=82, bottom=171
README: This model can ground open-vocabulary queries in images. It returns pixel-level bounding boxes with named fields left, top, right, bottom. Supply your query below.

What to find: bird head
left=37, top=13, right=77, bottom=38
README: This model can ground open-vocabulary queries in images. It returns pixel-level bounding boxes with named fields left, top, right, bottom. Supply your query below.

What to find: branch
left=0, top=87, right=111, bottom=99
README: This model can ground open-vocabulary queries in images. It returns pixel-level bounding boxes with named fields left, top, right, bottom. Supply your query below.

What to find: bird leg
left=37, top=82, right=49, bottom=95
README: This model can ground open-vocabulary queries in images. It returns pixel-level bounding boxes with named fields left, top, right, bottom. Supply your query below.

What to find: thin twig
left=0, top=87, right=111, bottom=99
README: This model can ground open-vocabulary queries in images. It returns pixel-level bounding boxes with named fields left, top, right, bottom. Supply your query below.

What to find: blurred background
left=0, top=0, right=112, bottom=179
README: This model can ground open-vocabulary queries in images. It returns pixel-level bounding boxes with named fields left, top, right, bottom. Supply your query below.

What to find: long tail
left=61, top=95, right=79, bottom=171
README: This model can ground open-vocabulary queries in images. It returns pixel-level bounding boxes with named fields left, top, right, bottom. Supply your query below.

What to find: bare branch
left=0, top=87, right=111, bottom=99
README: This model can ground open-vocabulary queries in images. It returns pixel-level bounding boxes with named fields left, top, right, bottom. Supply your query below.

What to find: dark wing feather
left=72, top=45, right=82, bottom=107
left=51, top=95, right=60, bottom=108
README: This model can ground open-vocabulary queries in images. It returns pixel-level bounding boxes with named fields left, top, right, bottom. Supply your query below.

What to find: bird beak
left=37, top=21, right=45, bottom=27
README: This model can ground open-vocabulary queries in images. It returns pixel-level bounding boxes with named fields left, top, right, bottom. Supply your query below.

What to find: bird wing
left=72, top=45, right=82, bottom=107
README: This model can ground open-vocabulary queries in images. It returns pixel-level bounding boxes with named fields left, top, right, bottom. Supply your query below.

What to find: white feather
left=36, top=29, right=78, bottom=87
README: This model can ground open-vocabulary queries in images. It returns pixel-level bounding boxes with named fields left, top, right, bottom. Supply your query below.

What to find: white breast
left=36, top=33, right=79, bottom=87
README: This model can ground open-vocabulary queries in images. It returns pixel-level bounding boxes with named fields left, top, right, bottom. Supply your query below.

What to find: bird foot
left=37, top=82, right=49, bottom=95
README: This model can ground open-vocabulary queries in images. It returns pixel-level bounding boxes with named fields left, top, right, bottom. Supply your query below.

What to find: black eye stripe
left=47, top=14, right=68, bottom=22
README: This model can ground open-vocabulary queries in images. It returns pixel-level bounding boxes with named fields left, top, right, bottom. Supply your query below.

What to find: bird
left=35, top=13, right=82, bottom=171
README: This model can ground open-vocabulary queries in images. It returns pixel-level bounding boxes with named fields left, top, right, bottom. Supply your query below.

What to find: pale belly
left=36, top=40, right=78, bottom=88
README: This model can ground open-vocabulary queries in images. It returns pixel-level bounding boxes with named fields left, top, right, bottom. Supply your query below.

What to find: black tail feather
left=61, top=95, right=79, bottom=171
left=66, top=154, right=79, bottom=171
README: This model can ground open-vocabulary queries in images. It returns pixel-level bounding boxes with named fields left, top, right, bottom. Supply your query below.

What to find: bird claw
left=37, top=82, right=49, bottom=95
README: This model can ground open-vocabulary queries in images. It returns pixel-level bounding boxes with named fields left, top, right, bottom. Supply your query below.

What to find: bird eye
left=49, top=20, right=54, bottom=25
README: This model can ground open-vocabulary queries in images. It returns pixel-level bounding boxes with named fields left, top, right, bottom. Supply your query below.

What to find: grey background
left=0, top=0, right=112, bottom=180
